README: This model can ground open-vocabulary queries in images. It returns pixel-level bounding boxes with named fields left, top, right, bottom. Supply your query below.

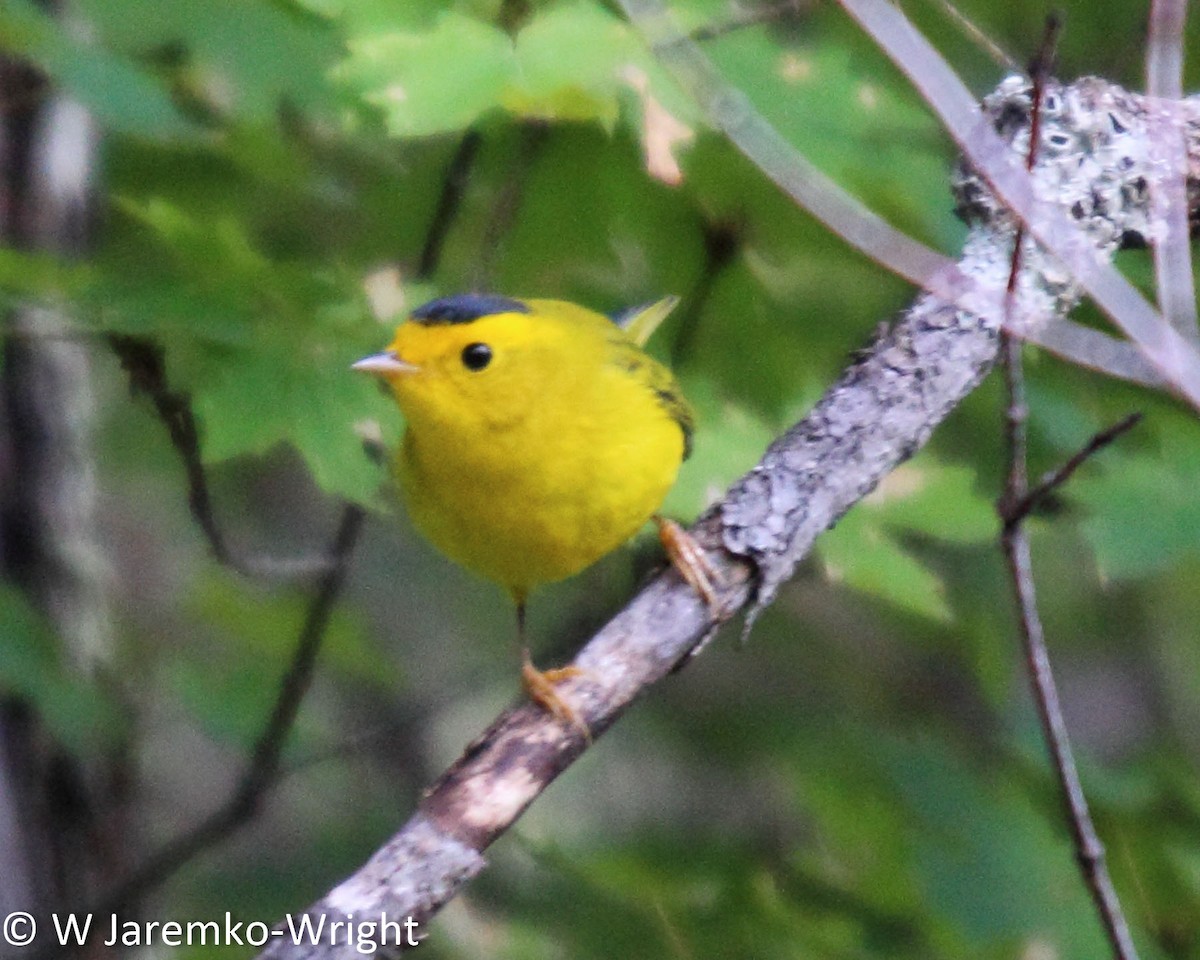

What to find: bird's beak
left=352, top=351, right=418, bottom=375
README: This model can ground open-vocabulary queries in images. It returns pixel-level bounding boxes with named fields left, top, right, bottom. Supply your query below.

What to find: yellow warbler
left=354, top=294, right=713, bottom=731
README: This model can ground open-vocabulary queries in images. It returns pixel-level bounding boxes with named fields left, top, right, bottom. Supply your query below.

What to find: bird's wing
left=605, top=336, right=695, bottom=460
left=611, top=296, right=681, bottom=347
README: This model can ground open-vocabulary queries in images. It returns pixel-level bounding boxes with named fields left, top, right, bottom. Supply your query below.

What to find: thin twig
left=688, top=0, right=810, bottom=42
left=89, top=503, right=364, bottom=919
left=108, top=334, right=334, bottom=579
left=998, top=28, right=1140, bottom=960
left=416, top=129, right=482, bottom=281
left=996, top=15, right=1060, bottom=506
left=998, top=476, right=1140, bottom=960
left=471, top=121, right=548, bottom=290
left=1004, top=412, right=1142, bottom=525
left=922, top=0, right=1017, bottom=70
left=670, top=219, right=740, bottom=368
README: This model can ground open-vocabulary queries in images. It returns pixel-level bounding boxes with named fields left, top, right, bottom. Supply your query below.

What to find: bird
left=353, top=293, right=717, bottom=734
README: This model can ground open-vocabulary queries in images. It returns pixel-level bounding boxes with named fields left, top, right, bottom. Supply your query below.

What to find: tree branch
left=415, top=130, right=481, bottom=282
left=997, top=399, right=1142, bottom=960
left=87, top=503, right=364, bottom=923
left=991, top=35, right=1141, bottom=959
left=108, top=334, right=335, bottom=580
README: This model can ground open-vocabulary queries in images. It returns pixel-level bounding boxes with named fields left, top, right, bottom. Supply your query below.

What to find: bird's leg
left=655, top=515, right=724, bottom=612
left=515, top=600, right=589, bottom=739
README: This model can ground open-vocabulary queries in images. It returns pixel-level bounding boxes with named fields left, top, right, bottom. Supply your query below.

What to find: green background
left=2, top=0, right=1199, bottom=956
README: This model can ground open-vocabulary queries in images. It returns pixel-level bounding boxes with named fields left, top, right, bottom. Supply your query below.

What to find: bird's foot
left=521, top=651, right=590, bottom=741
left=655, top=516, right=727, bottom=616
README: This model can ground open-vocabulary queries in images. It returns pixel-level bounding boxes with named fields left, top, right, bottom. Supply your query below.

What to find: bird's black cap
left=411, top=294, right=530, bottom=325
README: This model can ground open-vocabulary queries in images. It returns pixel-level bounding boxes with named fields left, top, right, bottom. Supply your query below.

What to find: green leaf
left=822, top=510, right=953, bottom=621
left=863, top=462, right=996, bottom=544
left=504, top=2, right=636, bottom=127
left=336, top=11, right=515, bottom=136
left=116, top=196, right=275, bottom=291
left=79, top=0, right=341, bottom=122
left=100, top=196, right=399, bottom=503
left=1076, top=449, right=1200, bottom=579
left=819, top=462, right=996, bottom=620
left=192, top=336, right=398, bottom=506
left=877, top=734, right=1110, bottom=954
left=333, top=2, right=693, bottom=135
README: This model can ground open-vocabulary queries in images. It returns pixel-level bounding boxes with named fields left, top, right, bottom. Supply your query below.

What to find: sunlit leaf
left=336, top=11, right=515, bottom=136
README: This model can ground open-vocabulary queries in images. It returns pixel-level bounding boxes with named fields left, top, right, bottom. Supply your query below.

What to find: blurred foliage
left=1, top=0, right=1199, bottom=957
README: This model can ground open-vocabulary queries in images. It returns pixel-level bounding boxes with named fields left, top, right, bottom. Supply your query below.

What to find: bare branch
left=415, top=130, right=481, bottom=282
left=108, top=334, right=335, bottom=580
left=1006, top=412, right=1142, bottom=524
left=1145, top=0, right=1197, bottom=341
left=90, top=504, right=364, bottom=920
left=996, top=50, right=1141, bottom=959
left=997, top=408, right=1141, bottom=960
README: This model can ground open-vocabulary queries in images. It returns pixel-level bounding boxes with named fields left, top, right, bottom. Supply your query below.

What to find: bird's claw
left=521, top=653, right=591, bottom=741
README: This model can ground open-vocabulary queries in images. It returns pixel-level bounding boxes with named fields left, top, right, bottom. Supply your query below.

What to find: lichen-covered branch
left=251, top=73, right=1196, bottom=958
left=840, top=0, right=1200, bottom=407
left=727, top=74, right=1196, bottom=618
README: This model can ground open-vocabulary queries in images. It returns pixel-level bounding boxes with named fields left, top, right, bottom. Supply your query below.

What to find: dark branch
left=416, top=130, right=482, bottom=281
left=107, top=334, right=334, bottom=579
left=997, top=31, right=1141, bottom=960
left=90, top=503, right=364, bottom=920
left=471, top=121, right=548, bottom=290
left=998, top=459, right=1141, bottom=960
left=1001, top=411, right=1142, bottom=527
left=687, top=0, right=808, bottom=42
left=670, top=218, right=740, bottom=368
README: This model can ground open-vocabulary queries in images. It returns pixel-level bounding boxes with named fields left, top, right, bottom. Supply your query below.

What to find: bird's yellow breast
left=379, top=298, right=689, bottom=601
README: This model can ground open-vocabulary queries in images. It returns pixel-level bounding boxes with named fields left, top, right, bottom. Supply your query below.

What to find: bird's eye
left=461, top=342, right=492, bottom=371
